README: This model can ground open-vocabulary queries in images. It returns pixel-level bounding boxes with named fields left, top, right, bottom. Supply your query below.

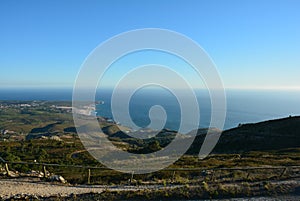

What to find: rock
left=49, top=175, right=67, bottom=183
left=27, top=170, right=49, bottom=178
left=49, top=136, right=62, bottom=141
left=201, top=170, right=213, bottom=176
left=8, top=170, right=19, bottom=177
left=9, top=193, right=39, bottom=200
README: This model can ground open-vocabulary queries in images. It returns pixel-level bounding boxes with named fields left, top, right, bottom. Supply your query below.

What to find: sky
left=0, top=0, right=300, bottom=90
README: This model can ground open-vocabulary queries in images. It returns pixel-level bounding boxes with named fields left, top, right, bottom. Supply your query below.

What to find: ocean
left=1, top=88, right=300, bottom=131
left=95, top=88, right=300, bottom=131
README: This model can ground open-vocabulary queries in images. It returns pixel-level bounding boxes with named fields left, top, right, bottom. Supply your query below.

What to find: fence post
left=5, top=163, right=10, bottom=177
left=43, top=166, right=47, bottom=178
left=88, top=169, right=91, bottom=184
left=210, top=170, right=215, bottom=181
left=280, top=168, right=287, bottom=178
left=172, top=171, right=176, bottom=182
left=246, top=171, right=251, bottom=180
left=231, top=171, right=235, bottom=182
left=130, top=171, right=134, bottom=184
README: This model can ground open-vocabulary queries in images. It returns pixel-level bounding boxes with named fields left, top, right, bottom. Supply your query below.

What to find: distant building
left=20, top=104, right=31, bottom=107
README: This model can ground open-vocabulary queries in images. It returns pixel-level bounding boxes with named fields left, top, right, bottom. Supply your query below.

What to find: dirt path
left=1, top=178, right=300, bottom=200
left=0, top=178, right=181, bottom=199
left=0, top=179, right=103, bottom=199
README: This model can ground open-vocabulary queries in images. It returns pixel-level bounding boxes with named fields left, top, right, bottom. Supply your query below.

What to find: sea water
left=1, top=88, right=300, bottom=131
left=95, top=88, right=300, bottom=131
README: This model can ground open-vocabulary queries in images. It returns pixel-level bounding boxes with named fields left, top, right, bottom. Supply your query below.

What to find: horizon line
left=1, top=86, right=300, bottom=91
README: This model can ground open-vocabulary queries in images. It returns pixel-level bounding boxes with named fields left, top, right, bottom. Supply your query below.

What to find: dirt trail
left=0, top=178, right=180, bottom=199
left=0, top=179, right=103, bottom=199
left=1, top=178, right=300, bottom=200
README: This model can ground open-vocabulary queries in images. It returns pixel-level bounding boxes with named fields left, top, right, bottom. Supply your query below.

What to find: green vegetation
left=0, top=100, right=300, bottom=198
left=0, top=100, right=73, bottom=141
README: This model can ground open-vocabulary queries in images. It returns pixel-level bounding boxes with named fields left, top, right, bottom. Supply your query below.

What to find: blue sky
left=0, top=0, right=299, bottom=89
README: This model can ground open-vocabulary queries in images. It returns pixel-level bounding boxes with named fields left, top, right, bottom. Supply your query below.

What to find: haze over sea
left=1, top=88, right=300, bottom=131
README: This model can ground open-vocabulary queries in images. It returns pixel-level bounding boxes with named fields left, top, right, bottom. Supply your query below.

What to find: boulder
left=49, top=175, right=67, bottom=183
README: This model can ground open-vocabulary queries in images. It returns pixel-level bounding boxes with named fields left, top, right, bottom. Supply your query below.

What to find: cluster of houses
left=0, top=102, right=40, bottom=109
left=52, top=105, right=73, bottom=113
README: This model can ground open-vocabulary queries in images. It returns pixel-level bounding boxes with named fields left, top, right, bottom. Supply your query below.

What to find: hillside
left=1, top=102, right=300, bottom=189
left=93, top=115, right=300, bottom=155
left=1, top=100, right=299, bottom=155
left=216, top=116, right=300, bottom=152
left=188, top=116, right=300, bottom=154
